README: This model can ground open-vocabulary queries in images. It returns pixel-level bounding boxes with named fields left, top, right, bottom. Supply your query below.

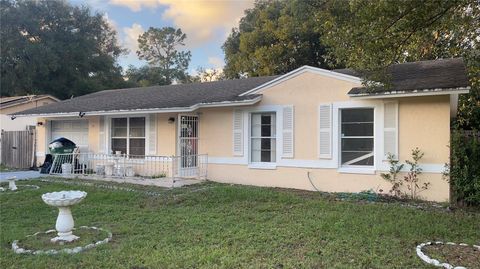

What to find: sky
left=69, top=0, right=255, bottom=74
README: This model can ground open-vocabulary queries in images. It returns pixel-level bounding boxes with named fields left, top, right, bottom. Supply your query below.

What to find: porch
left=47, top=152, right=208, bottom=187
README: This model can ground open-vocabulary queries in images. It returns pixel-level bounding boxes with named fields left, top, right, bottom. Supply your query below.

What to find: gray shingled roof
left=14, top=76, right=279, bottom=116
left=344, top=58, right=470, bottom=97
left=13, top=58, right=469, bottom=116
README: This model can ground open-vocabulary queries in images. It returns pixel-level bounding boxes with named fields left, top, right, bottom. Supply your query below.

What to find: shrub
left=381, top=148, right=430, bottom=200
left=380, top=153, right=404, bottom=197
left=404, top=148, right=430, bottom=200
left=446, top=130, right=480, bottom=206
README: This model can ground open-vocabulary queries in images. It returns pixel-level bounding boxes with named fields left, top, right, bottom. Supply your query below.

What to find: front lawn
left=1, top=179, right=479, bottom=268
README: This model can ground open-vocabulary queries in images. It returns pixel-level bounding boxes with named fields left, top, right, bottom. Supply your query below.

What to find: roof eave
left=0, top=95, right=60, bottom=109
left=348, top=87, right=470, bottom=99
left=12, top=96, right=262, bottom=118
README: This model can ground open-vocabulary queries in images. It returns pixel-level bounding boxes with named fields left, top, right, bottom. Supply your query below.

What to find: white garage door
left=51, top=120, right=89, bottom=152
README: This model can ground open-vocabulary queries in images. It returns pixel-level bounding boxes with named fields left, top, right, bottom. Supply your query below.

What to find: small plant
left=381, top=148, right=431, bottom=200
left=404, top=148, right=430, bottom=200
left=380, top=153, right=404, bottom=197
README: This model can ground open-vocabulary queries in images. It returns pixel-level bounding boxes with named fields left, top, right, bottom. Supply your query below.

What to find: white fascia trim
left=239, top=66, right=362, bottom=96
left=349, top=87, right=470, bottom=99
left=338, top=167, right=376, bottom=175
left=12, top=96, right=262, bottom=118
left=378, top=162, right=445, bottom=174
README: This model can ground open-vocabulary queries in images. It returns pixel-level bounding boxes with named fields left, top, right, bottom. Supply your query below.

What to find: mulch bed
left=423, top=244, right=480, bottom=268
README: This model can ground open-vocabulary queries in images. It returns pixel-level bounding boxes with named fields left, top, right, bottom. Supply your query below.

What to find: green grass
left=0, top=164, right=19, bottom=172
left=1, top=179, right=479, bottom=269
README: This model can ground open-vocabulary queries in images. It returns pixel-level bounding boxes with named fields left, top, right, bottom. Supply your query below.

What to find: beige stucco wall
left=156, top=113, right=177, bottom=156
left=87, top=116, right=100, bottom=153
left=398, top=96, right=450, bottom=164
left=195, top=72, right=451, bottom=202
left=36, top=117, right=47, bottom=166
left=208, top=164, right=448, bottom=202
left=198, top=108, right=233, bottom=157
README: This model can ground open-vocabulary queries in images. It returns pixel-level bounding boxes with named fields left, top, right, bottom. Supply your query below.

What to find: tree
left=319, top=0, right=480, bottom=129
left=195, top=67, right=225, bottom=82
left=222, top=0, right=342, bottom=79
left=0, top=0, right=128, bottom=99
left=137, top=27, right=191, bottom=84
left=125, top=65, right=169, bottom=87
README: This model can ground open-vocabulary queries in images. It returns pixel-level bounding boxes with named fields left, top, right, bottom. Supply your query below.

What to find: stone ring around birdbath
left=12, top=226, right=112, bottom=255
left=42, top=190, right=87, bottom=243
left=416, top=241, right=480, bottom=268
left=0, top=176, right=39, bottom=192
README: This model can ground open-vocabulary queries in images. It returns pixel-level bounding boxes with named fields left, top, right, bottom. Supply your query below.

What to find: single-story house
left=1, top=95, right=59, bottom=131
left=13, top=58, right=470, bottom=202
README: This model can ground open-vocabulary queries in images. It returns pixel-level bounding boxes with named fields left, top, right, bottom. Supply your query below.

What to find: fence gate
left=0, top=129, right=36, bottom=169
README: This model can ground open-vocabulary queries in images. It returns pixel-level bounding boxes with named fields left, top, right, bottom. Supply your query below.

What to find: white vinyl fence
left=49, top=153, right=207, bottom=180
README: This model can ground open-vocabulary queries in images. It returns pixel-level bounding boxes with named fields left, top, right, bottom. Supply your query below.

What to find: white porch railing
left=49, top=153, right=208, bottom=180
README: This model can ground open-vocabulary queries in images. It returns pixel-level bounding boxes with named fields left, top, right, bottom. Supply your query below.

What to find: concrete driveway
left=0, top=170, right=41, bottom=182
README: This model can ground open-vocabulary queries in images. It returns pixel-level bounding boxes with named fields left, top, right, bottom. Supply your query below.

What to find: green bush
left=448, top=130, right=480, bottom=206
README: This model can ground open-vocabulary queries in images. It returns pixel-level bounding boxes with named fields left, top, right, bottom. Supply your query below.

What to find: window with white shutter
left=282, top=105, right=294, bottom=158
left=148, top=114, right=157, bottom=155
left=318, top=104, right=332, bottom=159
left=383, top=102, right=398, bottom=159
left=111, top=117, right=146, bottom=155
left=250, top=112, right=276, bottom=162
left=233, top=110, right=243, bottom=156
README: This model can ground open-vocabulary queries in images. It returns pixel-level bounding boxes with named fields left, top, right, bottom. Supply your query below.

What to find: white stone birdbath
left=41, top=190, right=87, bottom=243
left=8, top=177, right=17, bottom=191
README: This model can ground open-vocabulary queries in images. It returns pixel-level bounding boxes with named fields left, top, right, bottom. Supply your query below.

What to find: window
left=250, top=112, right=276, bottom=163
left=111, top=117, right=145, bottom=155
left=341, top=108, right=374, bottom=166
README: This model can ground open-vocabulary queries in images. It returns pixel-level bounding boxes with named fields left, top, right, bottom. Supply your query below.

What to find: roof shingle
left=14, top=76, right=279, bottom=116
left=344, top=58, right=470, bottom=96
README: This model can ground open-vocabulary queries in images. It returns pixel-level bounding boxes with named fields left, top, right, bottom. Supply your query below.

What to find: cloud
left=117, top=23, right=145, bottom=67
left=123, top=23, right=145, bottom=52
left=208, top=56, right=224, bottom=69
left=109, top=0, right=254, bottom=47
left=109, top=0, right=159, bottom=12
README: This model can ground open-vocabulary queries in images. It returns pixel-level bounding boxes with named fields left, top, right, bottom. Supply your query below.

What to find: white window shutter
left=318, top=104, right=332, bottom=159
left=233, top=110, right=243, bottom=156
left=282, top=105, right=294, bottom=158
left=383, top=102, right=398, bottom=159
left=99, top=116, right=106, bottom=154
left=148, top=114, right=157, bottom=155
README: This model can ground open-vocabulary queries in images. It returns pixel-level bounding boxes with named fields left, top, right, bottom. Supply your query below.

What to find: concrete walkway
left=0, top=170, right=42, bottom=181
left=63, top=175, right=203, bottom=188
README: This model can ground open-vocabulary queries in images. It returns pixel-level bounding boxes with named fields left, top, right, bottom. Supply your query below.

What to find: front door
left=178, top=115, right=198, bottom=176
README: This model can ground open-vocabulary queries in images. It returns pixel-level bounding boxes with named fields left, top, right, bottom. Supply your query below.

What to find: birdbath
left=8, top=177, right=17, bottom=191
left=41, top=191, right=87, bottom=243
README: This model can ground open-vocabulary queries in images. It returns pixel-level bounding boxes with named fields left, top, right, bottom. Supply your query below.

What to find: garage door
left=51, top=120, right=89, bottom=152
